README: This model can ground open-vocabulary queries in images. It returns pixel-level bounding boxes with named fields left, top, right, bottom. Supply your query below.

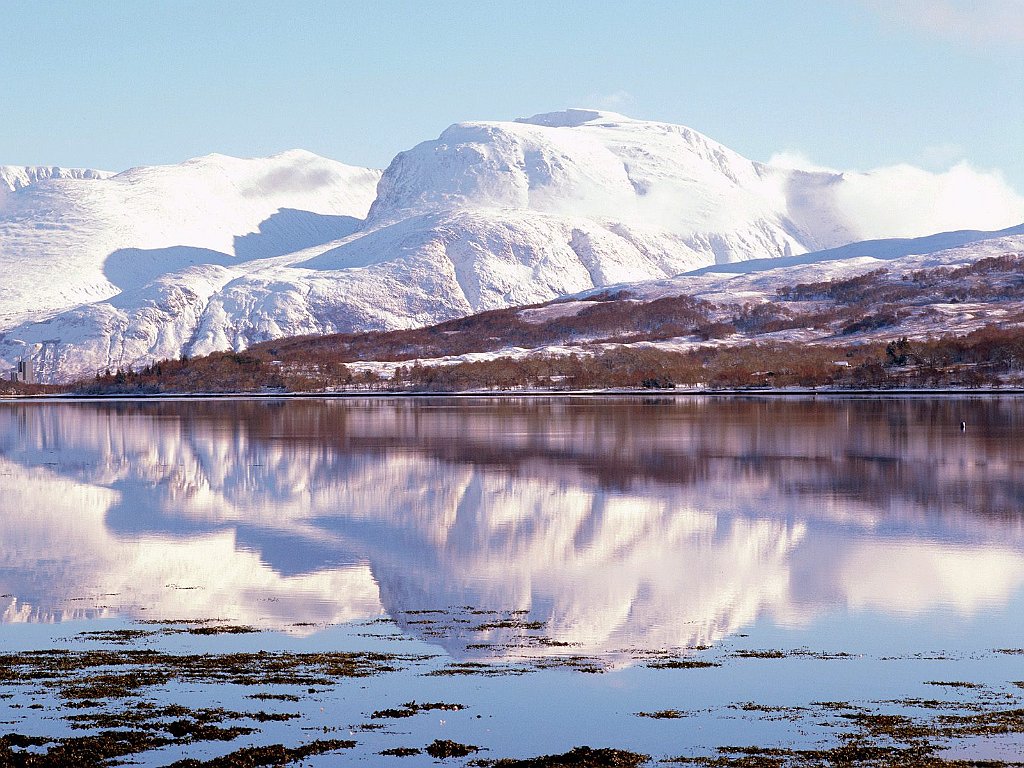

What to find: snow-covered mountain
left=3, top=109, right=1022, bottom=382
left=0, top=165, right=112, bottom=193
left=0, top=151, right=380, bottom=327
left=0, top=152, right=381, bottom=379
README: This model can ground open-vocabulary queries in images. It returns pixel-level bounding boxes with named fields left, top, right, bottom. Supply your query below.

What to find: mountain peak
left=514, top=108, right=631, bottom=128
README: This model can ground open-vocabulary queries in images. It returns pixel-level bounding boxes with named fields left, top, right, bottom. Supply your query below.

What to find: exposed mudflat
left=2, top=619, right=1024, bottom=767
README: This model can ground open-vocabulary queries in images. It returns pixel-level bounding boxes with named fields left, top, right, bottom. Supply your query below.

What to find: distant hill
left=75, top=229, right=1024, bottom=393
left=2, top=108, right=1023, bottom=382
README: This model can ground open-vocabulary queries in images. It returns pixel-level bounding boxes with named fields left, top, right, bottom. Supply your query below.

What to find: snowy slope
left=318, top=227, right=1024, bottom=383
left=683, top=223, right=1024, bottom=277
left=3, top=108, right=1023, bottom=383
left=0, top=151, right=381, bottom=327
left=485, top=227, right=1024, bottom=362
left=625, top=229, right=1024, bottom=305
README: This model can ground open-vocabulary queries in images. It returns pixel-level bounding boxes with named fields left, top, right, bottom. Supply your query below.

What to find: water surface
left=1, top=396, right=1022, bottom=764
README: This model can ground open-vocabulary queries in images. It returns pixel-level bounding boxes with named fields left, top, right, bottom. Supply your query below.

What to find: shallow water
left=1, top=396, right=1023, bottom=764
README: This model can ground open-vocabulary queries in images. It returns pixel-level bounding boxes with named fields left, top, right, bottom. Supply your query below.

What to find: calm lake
left=1, top=396, right=1023, bottom=766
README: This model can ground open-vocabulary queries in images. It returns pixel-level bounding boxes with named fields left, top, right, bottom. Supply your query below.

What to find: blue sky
left=2, top=0, right=1021, bottom=188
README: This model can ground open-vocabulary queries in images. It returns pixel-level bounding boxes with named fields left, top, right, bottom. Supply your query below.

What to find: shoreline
left=4, top=386, right=1024, bottom=403
left=3, top=614, right=1023, bottom=767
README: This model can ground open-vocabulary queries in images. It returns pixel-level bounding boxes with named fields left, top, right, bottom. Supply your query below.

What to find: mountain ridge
left=2, top=109, right=1023, bottom=382
left=0, top=165, right=113, bottom=193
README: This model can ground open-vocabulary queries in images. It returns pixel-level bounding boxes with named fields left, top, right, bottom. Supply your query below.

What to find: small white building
left=9, top=359, right=34, bottom=384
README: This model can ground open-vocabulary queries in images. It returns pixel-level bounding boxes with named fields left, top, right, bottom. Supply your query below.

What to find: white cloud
left=919, top=142, right=966, bottom=170
left=591, top=89, right=634, bottom=111
left=858, top=0, right=1024, bottom=45
left=770, top=149, right=1024, bottom=238
left=767, top=150, right=839, bottom=173
left=836, top=160, right=1024, bottom=238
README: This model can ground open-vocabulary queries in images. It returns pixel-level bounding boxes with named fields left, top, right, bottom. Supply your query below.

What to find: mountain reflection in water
left=0, top=397, right=1022, bottom=658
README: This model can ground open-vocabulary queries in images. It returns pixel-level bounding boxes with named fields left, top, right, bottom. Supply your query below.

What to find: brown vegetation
left=67, top=252, right=1024, bottom=395
left=77, top=325, right=1024, bottom=394
left=0, top=380, right=66, bottom=397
